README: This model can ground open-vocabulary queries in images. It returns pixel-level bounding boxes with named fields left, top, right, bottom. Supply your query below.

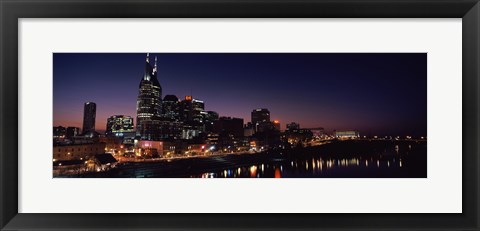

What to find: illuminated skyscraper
left=179, top=95, right=205, bottom=122
left=136, top=53, right=162, bottom=138
left=82, top=102, right=96, bottom=133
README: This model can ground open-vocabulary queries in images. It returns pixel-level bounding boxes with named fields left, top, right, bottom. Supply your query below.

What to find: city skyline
left=53, top=53, right=427, bottom=136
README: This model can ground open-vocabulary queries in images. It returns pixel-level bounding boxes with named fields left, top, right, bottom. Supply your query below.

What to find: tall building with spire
left=136, top=53, right=162, bottom=139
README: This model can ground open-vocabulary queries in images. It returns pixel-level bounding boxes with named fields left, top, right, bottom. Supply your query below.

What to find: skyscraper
left=136, top=53, right=162, bottom=138
left=251, top=108, right=270, bottom=124
left=179, top=95, right=205, bottom=122
left=162, top=94, right=180, bottom=121
left=251, top=108, right=270, bottom=132
left=82, top=102, right=96, bottom=133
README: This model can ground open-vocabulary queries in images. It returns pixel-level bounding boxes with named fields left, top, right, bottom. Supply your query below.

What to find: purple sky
left=53, top=53, right=427, bottom=136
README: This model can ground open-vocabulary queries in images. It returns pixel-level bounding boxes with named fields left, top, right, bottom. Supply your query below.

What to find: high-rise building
left=179, top=96, right=205, bottom=123
left=192, top=99, right=205, bottom=122
left=136, top=53, right=162, bottom=138
left=204, top=111, right=219, bottom=133
left=214, top=117, right=244, bottom=139
left=251, top=108, right=270, bottom=132
left=251, top=108, right=270, bottom=124
left=273, top=120, right=281, bottom=131
left=106, top=115, right=135, bottom=137
left=82, top=102, right=96, bottom=133
left=162, top=95, right=180, bottom=121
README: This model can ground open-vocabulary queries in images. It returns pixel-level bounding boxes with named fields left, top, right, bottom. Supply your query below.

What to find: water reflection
left=191, top=142, right=425, bottom=178
left=195, top=156, right=406, bottom=178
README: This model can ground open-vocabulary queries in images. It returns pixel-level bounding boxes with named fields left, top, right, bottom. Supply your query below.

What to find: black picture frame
left=1, top=0, right=479, bottom=230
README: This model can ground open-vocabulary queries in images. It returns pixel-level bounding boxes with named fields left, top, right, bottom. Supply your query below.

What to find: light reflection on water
left=196, top=157, right=405, bottom=178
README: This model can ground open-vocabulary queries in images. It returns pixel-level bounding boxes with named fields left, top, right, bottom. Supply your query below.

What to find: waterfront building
left=53, top=142, right=106, bottom=161
left=213, top=117, right=244, bottom=151
left=106, top=115, right=135, bottom=137
left=136, top=53, right=162, bottom=138
left=284, top=129, right=313, bottom=146
left=136, top=140, right=164, bottom=157
left=308, top=127, right=325, bottom=138
left=82, top=102, right=96, bottom=133
left=334, top=130, right=360, bottom=139
left=93, top=154, right=118, bottom=171
left=206, top=133, right=219, bottom=149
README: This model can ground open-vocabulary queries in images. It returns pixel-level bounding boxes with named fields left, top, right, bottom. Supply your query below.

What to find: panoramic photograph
left=53, top=53, right=427, bottom=178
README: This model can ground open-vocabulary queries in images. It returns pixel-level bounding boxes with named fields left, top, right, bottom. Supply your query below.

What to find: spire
left=144, top=53, right=152, bottom=81
left=154, top=56, right=158, bottom=73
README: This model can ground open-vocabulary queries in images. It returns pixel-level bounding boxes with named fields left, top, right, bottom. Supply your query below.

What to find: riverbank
left=57, top=139, right=426, bottom=178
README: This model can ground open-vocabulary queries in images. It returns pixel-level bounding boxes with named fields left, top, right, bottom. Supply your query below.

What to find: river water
left=192, top=140, right=427, bottom=178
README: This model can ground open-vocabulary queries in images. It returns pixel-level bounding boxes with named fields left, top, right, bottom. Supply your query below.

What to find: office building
left=214, top=117, right=244, bottom=139
left=136, top=53, right=162, bottom=138
left=273, top=120, right=280, bottom=131
left=162, top=94, right=180, bottom=121
left=251, top=108, right=270, bottom=124
left=82, top=102, right=96, bottom=133
left=106, top=115, right=135, bottom=137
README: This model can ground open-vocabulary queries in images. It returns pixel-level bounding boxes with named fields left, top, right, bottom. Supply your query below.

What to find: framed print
left=1, top=0, right=479, bottom=230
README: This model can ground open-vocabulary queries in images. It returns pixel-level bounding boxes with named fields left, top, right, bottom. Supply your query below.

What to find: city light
left=52, top=53, right=427, bottom=178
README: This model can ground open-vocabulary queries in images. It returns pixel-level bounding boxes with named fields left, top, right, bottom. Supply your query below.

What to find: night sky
left=53, top=53, right=427, bottom=136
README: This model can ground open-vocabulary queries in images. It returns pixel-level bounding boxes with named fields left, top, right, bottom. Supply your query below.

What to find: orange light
left=274, top=120, right=279, bottom=123
left=274, top=168, right=281, bottom=178
left=185, top=95, right=192, bottom=100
